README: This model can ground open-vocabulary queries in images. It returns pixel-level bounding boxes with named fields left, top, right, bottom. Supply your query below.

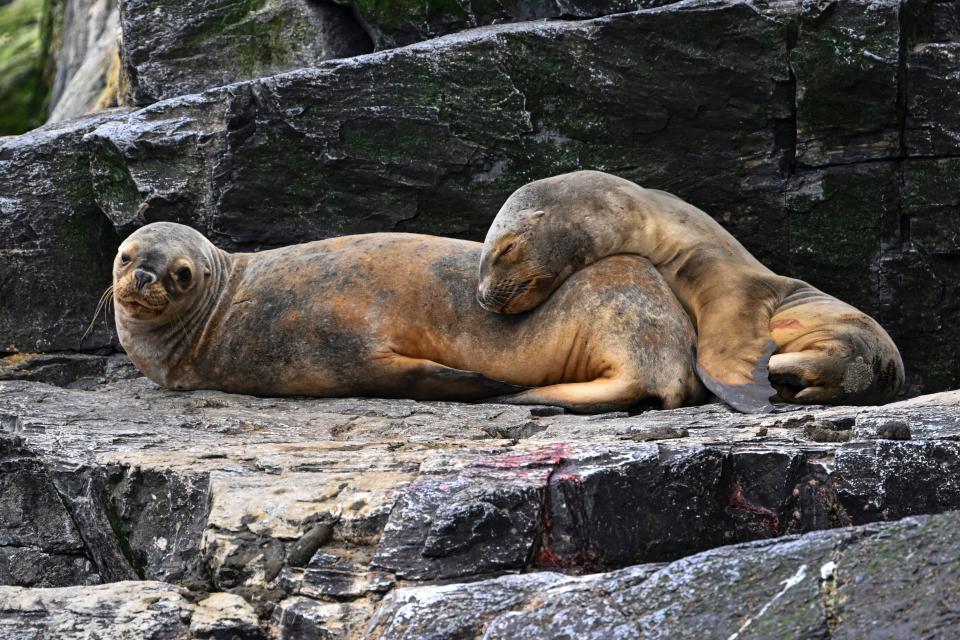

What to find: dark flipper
left=696, top=340, right=777, bottom=414
left=388, top=355, right=530, bottom=401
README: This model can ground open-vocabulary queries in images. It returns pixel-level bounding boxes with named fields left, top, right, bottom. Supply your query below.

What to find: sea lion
left=477, top=170, right=904, bottom=413
left=112, top=222, right=704, bottom=413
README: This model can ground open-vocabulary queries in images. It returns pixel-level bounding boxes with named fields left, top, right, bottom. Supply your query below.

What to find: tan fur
left=112, top=223, right=705, bottom=413
left=478, top=171, right=904, bottom=412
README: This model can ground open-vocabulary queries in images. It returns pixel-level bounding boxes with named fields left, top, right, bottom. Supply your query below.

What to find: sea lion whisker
left=82, top=285, right=115, bottom=342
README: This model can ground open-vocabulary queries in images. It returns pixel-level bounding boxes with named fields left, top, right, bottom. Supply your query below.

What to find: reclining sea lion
left=111, top=222, right=704, bottom=413
left=477, top=170, right=904, bottom=412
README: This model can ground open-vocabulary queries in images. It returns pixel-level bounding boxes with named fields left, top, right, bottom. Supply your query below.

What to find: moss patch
left=0, top=0, right=48, bottom=134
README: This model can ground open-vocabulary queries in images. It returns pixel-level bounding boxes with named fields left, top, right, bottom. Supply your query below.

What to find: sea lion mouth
left=480, top=274, right=553, bottom=314
left=116, top=294, right=166, bottom=317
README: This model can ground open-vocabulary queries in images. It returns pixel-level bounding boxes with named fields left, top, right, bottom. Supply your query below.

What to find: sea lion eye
left=176, top=266, right=192, bottom=286
left=500, top=241, right=517, bottom=258
left=120, top=253, right=131, bottom=265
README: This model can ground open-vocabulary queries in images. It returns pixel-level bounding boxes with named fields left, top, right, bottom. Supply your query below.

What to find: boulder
left=119, top=0, right=374, bottom=104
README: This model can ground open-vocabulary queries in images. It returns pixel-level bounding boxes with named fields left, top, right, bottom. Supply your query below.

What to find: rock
left=119, top=0, right=374, bottom=105
left=791, top=0, right=901, bottom=167
left=0, top=111, right=130, bottom=355
left=0, top=0, right=47, bottom=135
left=803, top=419, right=852, bottom=443
left=334, top=0, right=685, bottom=49
left=0, top=374, right=958, bottom=635
left=46, top=0, right=121, bottom=123
left=0, top=580, right=262, bottom=639
left=367, top=510, right=960, bottom=639
left=2, top=375, right=960, bottom=595
left=190, top=592, right=265, bottom=640
left=0, top=0, right=952, bottom=393
left=904, top=0, right=960, bottom=155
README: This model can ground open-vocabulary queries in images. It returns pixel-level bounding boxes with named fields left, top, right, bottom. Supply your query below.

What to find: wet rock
left=119, top=0, right=374, bottom=104
left=368, top=510, right=960, bottom=639
left=791, top=0, right=901, bottom=167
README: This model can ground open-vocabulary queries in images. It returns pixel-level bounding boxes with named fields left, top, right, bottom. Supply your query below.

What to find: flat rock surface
left=1, top=364, right=960, bottom=636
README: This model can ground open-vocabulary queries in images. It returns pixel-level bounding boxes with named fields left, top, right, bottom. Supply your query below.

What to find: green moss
left=0, top=0, right=48, bottom=134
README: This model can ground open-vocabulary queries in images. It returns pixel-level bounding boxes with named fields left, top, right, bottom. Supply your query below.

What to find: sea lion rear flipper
left=480, top=379, right=638, bottom=414
left=385, top=354, right=529, bottom=401
left=696, top=340, right=777, bottom=414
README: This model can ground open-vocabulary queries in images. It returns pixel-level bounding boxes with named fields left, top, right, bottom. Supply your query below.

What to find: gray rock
left=0, top=111, right=130, bottom=355
left=333, top=0, right=685, bottom=49
left=0, top=0, right=953, bottom=393
left=0, top=375, right=958, bottom=635
left=367, top=510, right=960, bottom=639
left=0, top=580, right=261, bottom=640
left=119, top=0, right=374, bottom=104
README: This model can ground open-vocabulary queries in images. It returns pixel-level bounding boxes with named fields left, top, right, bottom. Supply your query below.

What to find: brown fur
left=478, top=170, right=904, bottom=412
left=112, top=223, right=704, bottom=413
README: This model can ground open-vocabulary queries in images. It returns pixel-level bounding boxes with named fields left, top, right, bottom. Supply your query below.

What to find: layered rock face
left=2, top=365, right=960, bottom=637
left=2, top=0, right=959, bottom=394
left=2, top=0, right=960, bottom=637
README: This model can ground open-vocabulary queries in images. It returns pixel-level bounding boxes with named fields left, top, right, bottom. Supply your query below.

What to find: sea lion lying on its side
left=111, top=222, right=705, bottom=413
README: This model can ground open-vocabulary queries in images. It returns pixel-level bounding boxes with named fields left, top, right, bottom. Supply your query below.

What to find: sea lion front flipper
left=383, top=354, right=529, bottom=401
left=695, top=340, right=777, bottom=414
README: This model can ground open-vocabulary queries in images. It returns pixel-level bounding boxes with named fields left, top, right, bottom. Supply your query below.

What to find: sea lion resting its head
left=477, top=170, right=904, bottom=413
left=112, top=222, right=704, bottom=413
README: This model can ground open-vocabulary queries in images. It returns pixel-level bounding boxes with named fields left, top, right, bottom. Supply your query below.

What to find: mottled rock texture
left=2, top=0, right=959, bottom=395
left=119, top=0, right=375, bottom=104
left=1, top=366, right=960, bottom=636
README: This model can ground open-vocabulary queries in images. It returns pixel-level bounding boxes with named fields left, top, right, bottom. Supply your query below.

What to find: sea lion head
left=478, top=174, right=608, bottom=314
left=113, top=222, right=218, bottom=324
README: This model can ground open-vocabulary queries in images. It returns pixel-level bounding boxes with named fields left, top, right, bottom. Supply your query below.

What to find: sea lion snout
left=134, top=269, right=156, bottom=291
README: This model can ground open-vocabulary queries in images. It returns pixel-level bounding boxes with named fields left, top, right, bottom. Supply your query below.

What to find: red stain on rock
left=728, top=479, right=781, bottom=534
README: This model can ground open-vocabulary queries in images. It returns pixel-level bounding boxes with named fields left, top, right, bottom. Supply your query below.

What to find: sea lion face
left=113, top=223, right=213, bottom=324
left=477, top=208, right=566, bottom=313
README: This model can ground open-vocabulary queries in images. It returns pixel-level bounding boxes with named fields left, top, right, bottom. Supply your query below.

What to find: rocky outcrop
left=1, top=364, right=960, bottom=636
left=3, top=2, right=960, bottom=634
left=119, top=0, right=374, bottom=104
left=0, top=581, right=264, bottom=639
left=364, top=510, right=960, bottom=639
left=2, top=0, right=958, bottom=394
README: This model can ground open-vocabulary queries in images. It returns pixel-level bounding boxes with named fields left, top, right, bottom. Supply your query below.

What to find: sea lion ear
left=530, top=210, right=545, bottom=224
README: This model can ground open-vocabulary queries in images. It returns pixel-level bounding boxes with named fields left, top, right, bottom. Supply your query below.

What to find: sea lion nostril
left=134, top=270, right=155, bottom=291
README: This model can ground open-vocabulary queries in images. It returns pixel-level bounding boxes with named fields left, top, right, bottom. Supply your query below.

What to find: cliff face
left=1, top=1, right=960, bottom=637
left=2, top=0, right=959, bottom=394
